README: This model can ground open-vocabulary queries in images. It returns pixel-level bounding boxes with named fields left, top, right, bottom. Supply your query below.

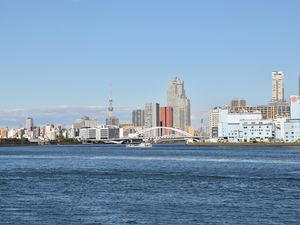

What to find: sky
left=1, top=0, right=300, bottom=128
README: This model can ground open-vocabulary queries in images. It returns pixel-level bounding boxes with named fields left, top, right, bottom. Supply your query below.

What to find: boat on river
left=126, top=142, right=153, bottom=148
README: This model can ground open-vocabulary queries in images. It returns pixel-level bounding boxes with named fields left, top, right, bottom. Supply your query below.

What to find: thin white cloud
left=0, top=105, right=204, bottom=129
left=0, top=105, right=132, bottom=128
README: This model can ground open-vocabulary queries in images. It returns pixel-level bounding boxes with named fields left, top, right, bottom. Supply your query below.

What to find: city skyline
left=1, top=72, right=298, bottom=129
left=1, top=0, right=300, bottom=127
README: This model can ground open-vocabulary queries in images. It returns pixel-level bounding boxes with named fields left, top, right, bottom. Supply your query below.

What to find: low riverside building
left=79, top=128, right=97, bottom=140
left=79, top=126, right=121, bottom=140
left=284, top=119, right=300, bottom=142
left=218, top=109, right=276, bottom=142
left=241, top=120, right=275, bottom=142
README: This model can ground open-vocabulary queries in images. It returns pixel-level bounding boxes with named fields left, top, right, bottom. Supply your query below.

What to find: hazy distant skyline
left=1, top=0, right=300, bottom=127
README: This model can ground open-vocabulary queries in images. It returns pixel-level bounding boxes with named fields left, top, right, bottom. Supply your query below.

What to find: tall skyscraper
left=272, top=71, right=284, bottom=102
left=132, top=109, right=145, bottom=127
left=25, top=117, right=33, bottom=131
left=160, top=106, right=173, bottom=136
left=167, top=77, right=191, bottom=131
left=144, top=102, right=160, bottom=128
left=160, top=107, right=173, bottom=128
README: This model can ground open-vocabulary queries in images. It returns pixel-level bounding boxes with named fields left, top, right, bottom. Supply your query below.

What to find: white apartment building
left=218, top=109, right=276, bottom=142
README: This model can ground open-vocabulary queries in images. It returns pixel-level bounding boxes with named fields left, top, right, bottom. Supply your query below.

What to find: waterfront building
left=209, top=107, right=222, bottom=138
left=108, top=127, right=121, bottom=139
left=241, top=120, right=275, bottom=142
left=274, top=117, right=288, bottom=141
left=167, top=77, right=191, bottom=131
left=43, top=124, right=57, bottom=141
left=284, top=95, right=300, bottom=142
left=95, top=125, right=120, bottom=140
left=8, top=129, right=15, bottom=139
left=96, top=126, right=109, bottom=139
left=218, top=109, right=275, bottom=142
left=272, top=71, right=285, bottom=103
left=25, top=117, right=33, bottom=131
left=132, top=109, right=145, bottom=127
left=0, top=128, right=9, bottom=139
left=284, top=119, right=300, bottom=142
left=79, top=128, right=96, bottom=140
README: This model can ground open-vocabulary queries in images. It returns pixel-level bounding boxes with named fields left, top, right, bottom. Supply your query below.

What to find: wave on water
left=0, top=155, right=299, bottom=165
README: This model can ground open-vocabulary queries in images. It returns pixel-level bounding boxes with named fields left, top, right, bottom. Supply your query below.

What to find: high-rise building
left=160, top=106, right=173, bottom=136
left=25, top=117, right=33, bottom=131
left=167, top=77, right=191, bottom=131
left=272, top=71, right=284, bottom=102
left=160, top=107, right=173, bottom=128
left=132, top=109, right=145, bottom=127
left=209, top=107, right=222, bottom=138
left=144, top=102, right=160, bottom=128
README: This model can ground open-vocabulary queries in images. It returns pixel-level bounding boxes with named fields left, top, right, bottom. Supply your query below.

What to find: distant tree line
left=56, top=135, right=80, bottom=145
left=0, top=138, right=31, bottom=146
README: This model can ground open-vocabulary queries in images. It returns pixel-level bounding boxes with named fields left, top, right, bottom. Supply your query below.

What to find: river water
left=0, top=144, right=300, bottom=225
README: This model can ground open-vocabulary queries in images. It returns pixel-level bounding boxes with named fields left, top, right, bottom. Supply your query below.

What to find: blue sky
left=1, top=0, right=300, bottom=127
